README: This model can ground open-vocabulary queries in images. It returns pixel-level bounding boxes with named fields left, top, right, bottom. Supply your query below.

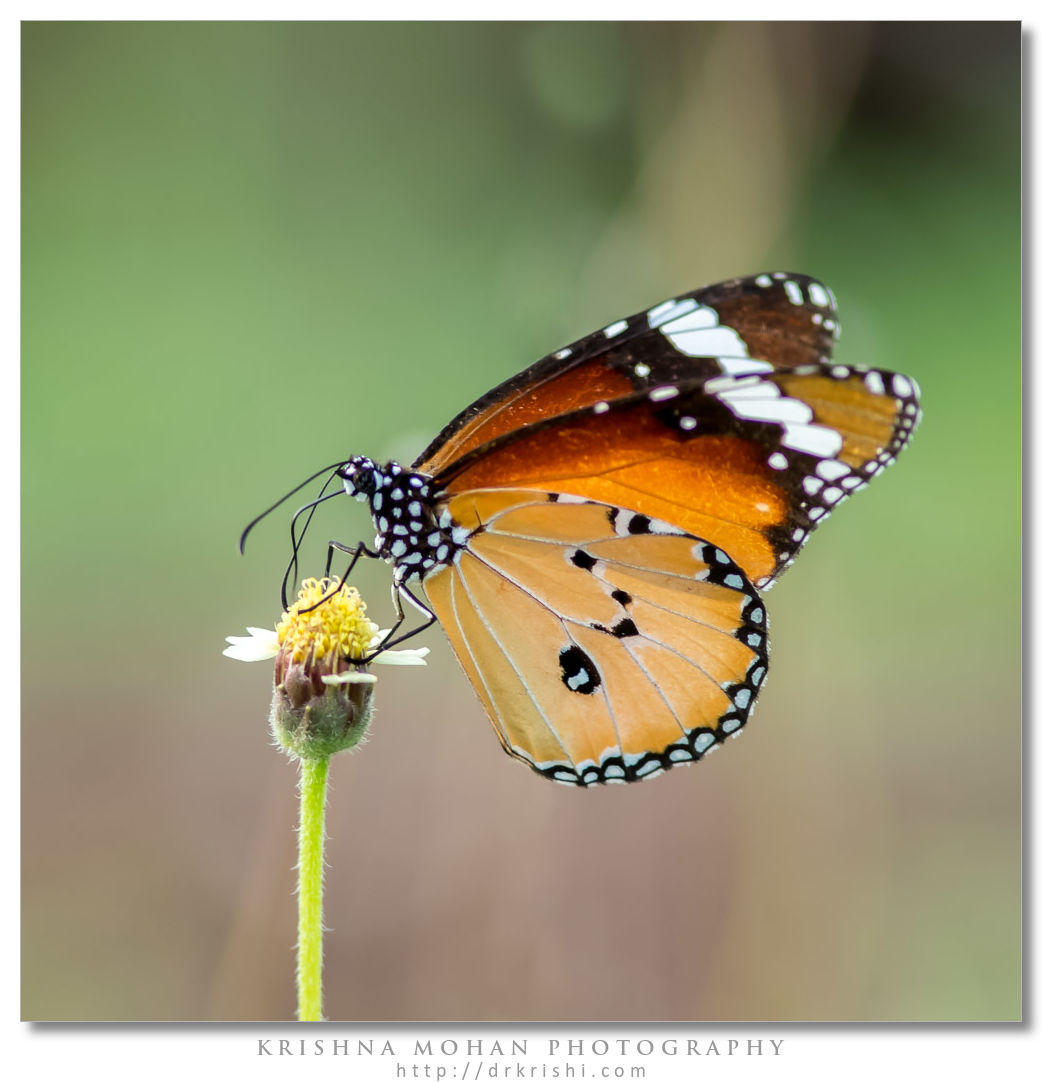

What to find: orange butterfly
left=253, top=273, right=921, bottom=786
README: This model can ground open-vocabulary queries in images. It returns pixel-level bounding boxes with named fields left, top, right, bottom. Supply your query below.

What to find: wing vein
left=453, top=553, right=574, bottom=768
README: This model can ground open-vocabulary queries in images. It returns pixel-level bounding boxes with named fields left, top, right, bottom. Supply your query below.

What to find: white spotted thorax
left=338, top=456, right=467, bottom=580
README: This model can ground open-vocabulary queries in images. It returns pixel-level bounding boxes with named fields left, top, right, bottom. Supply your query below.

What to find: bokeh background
left=22, top=22, right=1020, bottom=1021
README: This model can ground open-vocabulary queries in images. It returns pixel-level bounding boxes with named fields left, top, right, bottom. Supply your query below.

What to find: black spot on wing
left=590, top=617, right=639, bottom=639
left=559, top=644, right=601, bottom=695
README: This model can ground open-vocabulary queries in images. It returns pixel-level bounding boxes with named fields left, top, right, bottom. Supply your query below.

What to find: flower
left=224, top=577, right=428, bottom=759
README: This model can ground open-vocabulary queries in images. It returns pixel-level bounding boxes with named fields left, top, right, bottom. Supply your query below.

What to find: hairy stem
left=297, top=756, right=330, bottom=1021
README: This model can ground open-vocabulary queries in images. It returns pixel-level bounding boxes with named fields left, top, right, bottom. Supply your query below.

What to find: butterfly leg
left=364, top=574, right=437, bottom=660
left=322, top=538, right=383, bottom=581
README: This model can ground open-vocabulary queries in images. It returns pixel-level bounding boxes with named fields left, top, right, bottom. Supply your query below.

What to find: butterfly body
left=338, top=456, right=470, bottom=580
left=314, top=273, right=920, bottom=786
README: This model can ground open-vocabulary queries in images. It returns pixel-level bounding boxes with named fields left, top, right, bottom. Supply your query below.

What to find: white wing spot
left=784, top=280, right=804, bottom=305
left=634, top=362, right=651, bottom=377
left=593, top=401, right=610, bottom=414
left=767, top=451, right=788, bottom=471
left=892, top=373, right=913, bottom=398
left=647, top=297, right=697, bottom=329
left=661, top=305, right=761, bottom=370
left=679, top=415, right=697, bottom=430
left=816, top=459, right=850, bottom=481
left=604, top=319, right=628, bottom=339
left=649, top=385, right=679, bottom=402
left=864, top=370, right=886, bottom=395
left=807, top=282, right=830, bottom=307
left=781, top=424, right=843, bottom=457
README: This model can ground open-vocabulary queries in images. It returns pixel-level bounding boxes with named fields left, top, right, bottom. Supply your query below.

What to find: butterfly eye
left=337, top=457, right=378, bottom=500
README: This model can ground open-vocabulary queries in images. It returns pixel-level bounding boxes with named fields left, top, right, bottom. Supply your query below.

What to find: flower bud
left=268, top=578, right=379, bottom=761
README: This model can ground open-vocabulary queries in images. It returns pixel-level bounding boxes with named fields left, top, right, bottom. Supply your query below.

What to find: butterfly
left=254, top=272, right=921, bottom=786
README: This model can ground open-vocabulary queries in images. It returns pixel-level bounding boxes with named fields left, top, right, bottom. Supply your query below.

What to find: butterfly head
left=336, top=455, right=384, bottom=501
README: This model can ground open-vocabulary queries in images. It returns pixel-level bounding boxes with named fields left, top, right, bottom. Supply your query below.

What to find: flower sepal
left=270, top=669, right=374, bottom=761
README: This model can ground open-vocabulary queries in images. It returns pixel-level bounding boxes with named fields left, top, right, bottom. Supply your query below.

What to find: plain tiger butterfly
left=246, top=273, right=921, bottom=786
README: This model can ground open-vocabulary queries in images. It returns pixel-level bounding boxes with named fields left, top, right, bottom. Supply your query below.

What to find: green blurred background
left=22, top=22, right=1020, bottom=1021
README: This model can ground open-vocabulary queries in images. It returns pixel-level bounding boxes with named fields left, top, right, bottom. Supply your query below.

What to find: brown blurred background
left=22, top=22, right=1020, bottom=1020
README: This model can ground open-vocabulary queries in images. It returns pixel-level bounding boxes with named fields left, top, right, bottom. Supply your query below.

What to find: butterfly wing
left=426, top=363, right=920, bottom=591
left=421, top=489, right=769, bottom=786
left=415, top=272, right=839, bottom=478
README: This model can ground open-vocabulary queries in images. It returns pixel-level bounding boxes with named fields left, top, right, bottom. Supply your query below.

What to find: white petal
left=222, top=627, right=279, bottom=662
left=371, top=646, right=430, bottom=666
left=321, top=671, right=379, bottom=685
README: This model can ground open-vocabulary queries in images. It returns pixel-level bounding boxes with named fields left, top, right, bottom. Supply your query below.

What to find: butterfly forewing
left=414, top=273, right=839, bottom=478
left=421, top=489, right=768, bottom=786
left=428, top=362, right=919, bottom=590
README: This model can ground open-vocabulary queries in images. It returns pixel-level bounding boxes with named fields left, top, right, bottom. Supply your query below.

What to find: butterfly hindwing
left=415, top=272, right=839, bottom=478
left=421, top=489, right=769, bottom=786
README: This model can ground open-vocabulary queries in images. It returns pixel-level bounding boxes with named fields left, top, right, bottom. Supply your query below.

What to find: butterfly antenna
left=281, top=485, right=347, bottom=608
left=238, top=460, right=349, bottom=555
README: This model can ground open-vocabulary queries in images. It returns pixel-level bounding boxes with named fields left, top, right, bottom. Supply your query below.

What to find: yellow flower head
left=224, top=577, right=429, bottom=761
left=276, top=577, right=377, bottom=668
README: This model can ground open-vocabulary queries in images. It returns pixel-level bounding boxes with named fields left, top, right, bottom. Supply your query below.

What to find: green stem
left=297, top=756, right=330, bottom=1022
